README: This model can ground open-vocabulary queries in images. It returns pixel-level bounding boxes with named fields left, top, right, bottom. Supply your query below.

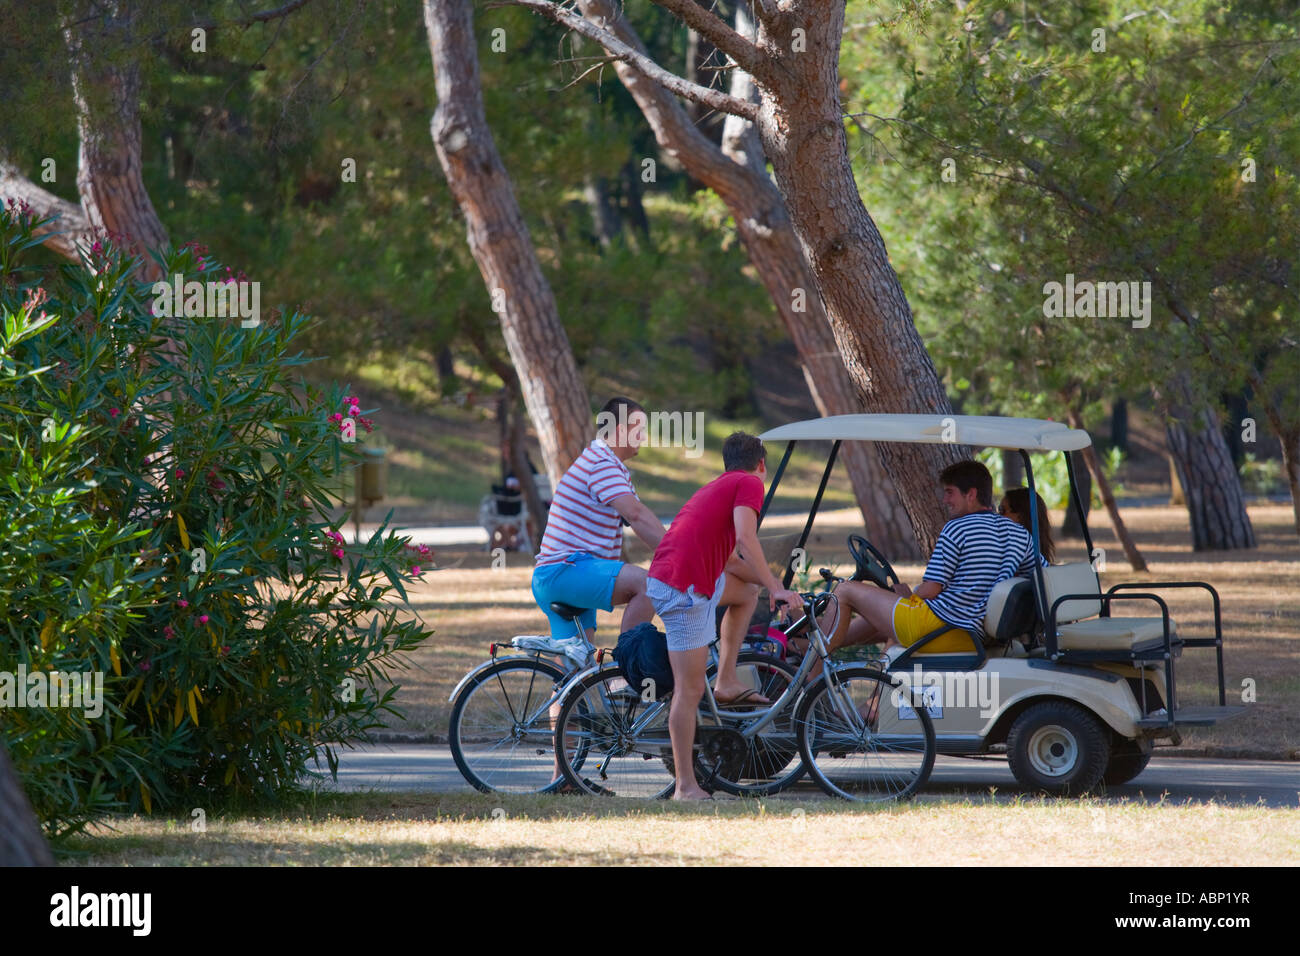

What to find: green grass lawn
left=63, top=791, right=1300, bottom=866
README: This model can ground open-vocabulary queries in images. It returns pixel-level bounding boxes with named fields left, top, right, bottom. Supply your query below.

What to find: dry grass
left=385, top=504, right=1298, bottom=756
left=66, top=791, right=1300, bottom=866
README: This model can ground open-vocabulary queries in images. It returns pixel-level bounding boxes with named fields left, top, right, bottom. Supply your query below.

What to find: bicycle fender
left=553, top=661, right=624, bottom=707
left=448, top=653, right=564, bottom=702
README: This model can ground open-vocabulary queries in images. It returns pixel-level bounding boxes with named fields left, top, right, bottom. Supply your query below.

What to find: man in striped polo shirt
left=531, top=397, right=666, bottom=646
left=817, top=459, right=1047, bottom=666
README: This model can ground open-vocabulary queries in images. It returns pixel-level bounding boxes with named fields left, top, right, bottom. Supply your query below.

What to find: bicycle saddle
left=550, top=601, right=586, bottom=621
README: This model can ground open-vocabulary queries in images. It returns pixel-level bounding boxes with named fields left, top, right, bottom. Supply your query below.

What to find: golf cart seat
left=982, top=576, right=1037, bottom=643
left=1044, top=563, right=1182, bottom=657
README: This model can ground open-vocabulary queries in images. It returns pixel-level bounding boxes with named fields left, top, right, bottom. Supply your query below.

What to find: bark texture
left=1160, top=378, right=1256, bottom=550
left=576, top=0, right=918, bottom=556
left=65, top=3, right=168, bottom=278
left=0, top=744, right=54, bottom=866
left=424, top=0, right=592, bottom=483
left=745, top=4, right=963, bottom=551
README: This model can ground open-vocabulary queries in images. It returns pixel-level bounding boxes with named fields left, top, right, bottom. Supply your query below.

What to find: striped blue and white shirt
left=922, top=511, right=1047, bottom=634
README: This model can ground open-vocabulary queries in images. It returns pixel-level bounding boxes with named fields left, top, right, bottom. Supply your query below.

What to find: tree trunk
left=1160, top=379, right=1256, bottom=550
left=0, top=744, right=54, bottom=866
left=1001, top=448, right=1024, bottom=490
left=1110, top=398, right=1128, bottom=454
left=619, top=158, right=652, bottom=246
left=65, top=4, right=169, bottom=280
left=423, top=0, right=592, bottom=484
left=1168, top=455, right=1186, bottom=506
left=574, top=0, right=919, bottom=557
left=1253, top=404, right=1300, bottom=537
left=745, top=7, right=962, bottom=552
left=1061, top=450, right=1091, bottom=539
left=1067, top=410, right=1147, bottom=571
left=582, top=173, right=621, bottom=248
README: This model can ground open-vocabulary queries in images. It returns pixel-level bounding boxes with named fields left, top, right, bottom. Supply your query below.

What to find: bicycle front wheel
left=795, top=665, right=935, bottom=802
left=555, top=665, right=677, bottom=799
left=449, top=656, right=569, bottom=794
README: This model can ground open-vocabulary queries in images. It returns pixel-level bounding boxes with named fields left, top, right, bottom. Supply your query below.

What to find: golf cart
left=757, top=414, right=1245, bottom=795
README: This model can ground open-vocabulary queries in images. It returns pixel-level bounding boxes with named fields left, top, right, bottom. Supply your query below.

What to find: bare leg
left=668, top=646, right=711, bottom=800
left=611, top=564, right=654, bottom=633
left=713, top=574, right=763, bottom=702
left=808, top=581, right=898, bottom=680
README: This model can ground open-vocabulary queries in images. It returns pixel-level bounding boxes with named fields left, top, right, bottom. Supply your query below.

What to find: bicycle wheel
left=706, top=652, right=805, bottom=797
left=795, top=664, right=935, bottom=802
left=449, top=656, right=569, bottom=794
left=555, top=665, right=678, bottom=798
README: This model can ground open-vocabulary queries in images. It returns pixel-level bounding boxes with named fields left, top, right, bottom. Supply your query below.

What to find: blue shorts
left=531, top=552, right=623, bottom=639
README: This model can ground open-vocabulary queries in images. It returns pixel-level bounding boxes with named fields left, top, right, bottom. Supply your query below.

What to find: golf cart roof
left=758, top=414, right=1092, bottom=452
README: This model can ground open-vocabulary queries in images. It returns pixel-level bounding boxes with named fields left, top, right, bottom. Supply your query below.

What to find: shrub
left=0, top=204, right=432, bottom=837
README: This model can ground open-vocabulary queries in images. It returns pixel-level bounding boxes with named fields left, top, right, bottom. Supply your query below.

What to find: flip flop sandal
left=714, top=688, right=771, bottom=707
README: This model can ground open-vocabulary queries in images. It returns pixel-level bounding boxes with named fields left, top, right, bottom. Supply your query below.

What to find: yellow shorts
left=892, top=595, right=978, bottom=654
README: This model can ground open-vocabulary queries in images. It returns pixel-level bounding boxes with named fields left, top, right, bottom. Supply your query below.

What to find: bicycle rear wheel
left=706, top=652, right=805, bottom=797
left=796, top=665, right=935, bottom=802
left=449, top=656, right=568, bottom=794
left=554, top=665, right=678, bottom=798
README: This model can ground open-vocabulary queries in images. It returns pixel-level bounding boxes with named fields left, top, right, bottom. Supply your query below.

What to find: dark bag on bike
left=612, top=622, right=674, bottom=700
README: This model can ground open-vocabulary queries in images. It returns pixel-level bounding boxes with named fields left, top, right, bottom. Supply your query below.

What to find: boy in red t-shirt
left=647, top=432, right=802, bottom=801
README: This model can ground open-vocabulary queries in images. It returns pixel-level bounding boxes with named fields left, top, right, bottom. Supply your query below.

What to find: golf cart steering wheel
left=847, top=534, right=900, bottom=591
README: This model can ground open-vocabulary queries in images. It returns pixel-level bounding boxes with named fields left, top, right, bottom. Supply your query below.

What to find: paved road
left=311, top=743, right=1300, bottom=807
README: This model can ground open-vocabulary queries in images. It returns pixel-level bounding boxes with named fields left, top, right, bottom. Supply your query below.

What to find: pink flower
left=163, top=625, right=175, bottom=640
left=139, top=660, right=151, bottom=672
left=332, top=548, right=344, bottom=560
left=348, top=405, right=360, bottom=417
left=175, top=467, right=185, bottom=478
left=411, top=566, right=421, bottom=574
left=109, top=407, right=120, bottom=417
left=346, top=395, right=358, bottom=405
left=220, top=645, right=230, bottom=657
left=198, top=614, right=209, bottom=625
left=177, top=599, right=189, bottom=608
left=329, top=412, right=343, bottom=423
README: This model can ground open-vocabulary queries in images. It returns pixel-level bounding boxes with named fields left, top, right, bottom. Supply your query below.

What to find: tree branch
left=644, top=0, right=765, bottom=78
left=508, top=0, right=758, bottom=120
left=0, top=161, right=91, bottom=260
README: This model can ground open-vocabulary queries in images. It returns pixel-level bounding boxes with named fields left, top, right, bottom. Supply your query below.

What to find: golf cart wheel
left=1006, top=701, right=1111, bottom=797
left=1101, top=736, right=1153, bottom=786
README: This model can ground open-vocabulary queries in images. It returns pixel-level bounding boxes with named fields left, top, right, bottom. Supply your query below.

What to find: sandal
left=714, top=687, right=771, bottom=707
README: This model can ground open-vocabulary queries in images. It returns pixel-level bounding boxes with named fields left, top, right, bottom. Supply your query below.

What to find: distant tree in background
left=846, top=0, right=1297, bottom=547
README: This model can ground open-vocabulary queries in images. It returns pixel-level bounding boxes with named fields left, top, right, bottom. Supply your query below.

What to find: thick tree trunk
left=1067, top=410, right=1147, bottom=571
left=424, top=0, right=592, bottom=484
left=745, top=8, right=962, bottom=552
left=1160, top=379, right=1256, bottom=550
left=575, top=0, right=919, bottom=557
left=65, top=5, right=168, bottom=279
left=0, top=744, right=54, bottom=866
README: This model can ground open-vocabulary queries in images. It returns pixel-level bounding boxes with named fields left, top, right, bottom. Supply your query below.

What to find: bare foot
left=672, top=788, right=712, bottom=801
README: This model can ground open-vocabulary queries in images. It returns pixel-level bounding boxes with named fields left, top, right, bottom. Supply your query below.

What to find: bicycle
left=448, top=601, right=797, bottom=795
left=553, top=591, right=938, bottom=802
left=448, top=600, right=595, bottom=794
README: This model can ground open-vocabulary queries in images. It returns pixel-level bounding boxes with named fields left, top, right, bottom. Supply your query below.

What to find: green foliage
left=845, top=0, right=1299, bottom=442
left=0, top=207, right=432, bottom=837
left=1239, top=453, right=1283, bottom=497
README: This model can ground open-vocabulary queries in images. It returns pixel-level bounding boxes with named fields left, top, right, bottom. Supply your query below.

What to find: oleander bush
left=0, top=203, right=432, bottom=837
